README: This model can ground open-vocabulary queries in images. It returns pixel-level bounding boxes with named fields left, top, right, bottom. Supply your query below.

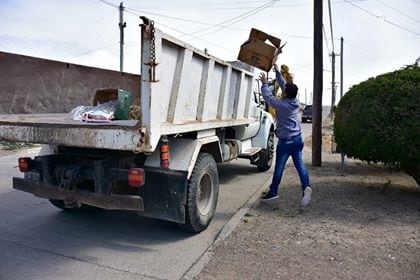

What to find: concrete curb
left=182, top=177, right=272, bottom=279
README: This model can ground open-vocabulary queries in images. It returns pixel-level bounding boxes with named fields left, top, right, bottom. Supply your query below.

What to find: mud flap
left=138, top=167, right=188, bottom=223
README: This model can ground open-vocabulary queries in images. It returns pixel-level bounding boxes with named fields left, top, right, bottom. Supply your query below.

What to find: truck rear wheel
left=257, top=131, right=275, bottom=172
left=49, top=199, right=68, bottom=210
left=49, top=199, right=98, bottom=212
left=182, top=153, right=219, bottom=233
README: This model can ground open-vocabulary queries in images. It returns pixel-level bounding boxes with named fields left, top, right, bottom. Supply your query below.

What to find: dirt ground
left=196, top=135, right=420, bottom=279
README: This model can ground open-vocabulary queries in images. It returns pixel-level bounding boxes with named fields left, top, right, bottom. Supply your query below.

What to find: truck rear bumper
left=13, top=177, right=144, bottom=211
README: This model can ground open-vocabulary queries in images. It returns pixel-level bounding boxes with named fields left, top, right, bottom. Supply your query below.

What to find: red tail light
left=128, top=168, right=145, bottom=188
left=160, top=139, right=170, bottom=169
left=18, top=157, right=31, bottom=173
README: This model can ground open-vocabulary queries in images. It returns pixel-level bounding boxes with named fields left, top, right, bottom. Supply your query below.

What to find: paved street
left=0, top=149, right=274, bottom=280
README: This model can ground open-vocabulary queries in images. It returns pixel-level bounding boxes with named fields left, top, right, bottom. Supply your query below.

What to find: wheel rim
left=197, top=173, right=213, bottom=216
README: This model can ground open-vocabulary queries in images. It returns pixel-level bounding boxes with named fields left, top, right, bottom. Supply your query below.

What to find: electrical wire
left=116, top=6, right=236, bottom=53
left=152, top=21, right=236, bottom=53
left=377, top=0, right=420, bottom=23
left=343, top=0, right=420, bottom=37
left=128, top=0, right=365, bottom=11
left=97, top=0, right=118, bottom=9
left=48, top=9, right=116, bottom=54
left=125, top=6, right=312, bottom=39
left=322, top=25, right=332, bottom=63
left=114, top=6, right=236, bottom=54
left=327, top=0, right=336, bottom=53
left=70, top=42, right=117, bottom=58
left=185, top=0, right=280, bottom=37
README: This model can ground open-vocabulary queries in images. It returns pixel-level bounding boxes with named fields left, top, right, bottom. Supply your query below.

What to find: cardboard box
left=238, top=28, right=282, bottom=72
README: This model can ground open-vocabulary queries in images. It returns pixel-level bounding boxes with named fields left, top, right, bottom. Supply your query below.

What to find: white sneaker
left=301, top=186, right=312, bottom=206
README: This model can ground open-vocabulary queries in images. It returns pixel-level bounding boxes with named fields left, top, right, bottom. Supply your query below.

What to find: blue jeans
left=269, top=134, right=310, bottom=195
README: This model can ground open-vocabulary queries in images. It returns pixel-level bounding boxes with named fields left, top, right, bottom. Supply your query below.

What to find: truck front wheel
left=257, top=131, right=275, bottom=172
left=182, top=153, right=219, bottom=233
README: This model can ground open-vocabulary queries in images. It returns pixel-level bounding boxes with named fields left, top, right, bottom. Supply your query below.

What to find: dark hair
left=284, top=83, right=298, bottom=99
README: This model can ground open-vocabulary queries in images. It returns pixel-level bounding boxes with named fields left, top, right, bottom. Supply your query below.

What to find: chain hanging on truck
left=140, top=16, right=159, bottom=82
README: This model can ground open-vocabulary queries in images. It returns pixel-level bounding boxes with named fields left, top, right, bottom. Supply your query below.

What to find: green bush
left=334, top=63, right=420, bottom=185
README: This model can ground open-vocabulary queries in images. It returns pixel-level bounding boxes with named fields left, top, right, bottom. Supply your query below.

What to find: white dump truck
left=0, top=18, right=275, bottom=233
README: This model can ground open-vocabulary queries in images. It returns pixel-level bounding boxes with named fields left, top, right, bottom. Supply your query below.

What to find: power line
left=123, top=7, right=237, bottom=53
left=377, top=0, right=420, bottom=23
left=322, top=25, right=332, bottom=62
left=48, top=9, right=115, bottom=54
left=125, top=6, right=221, bottom=27
left=97, top=0, right=118, bottom=9
left=327, top=0, right=335, bottom=52
left=97, top=0, right=313, bottom=41
left=70, top=42, right=117, bottom=60
left=343, top=0, right=420, bottom=37
left=154, top=21, right=236, bottom=53
left=186, top=0, right=280, bottom=37
left=95, top=0, right=238, bottom=55
left=343, top=39, right=387, bottom=57
left=128, top=0, right=365, bottom=11
left=126, top=5, right=312, bottom=39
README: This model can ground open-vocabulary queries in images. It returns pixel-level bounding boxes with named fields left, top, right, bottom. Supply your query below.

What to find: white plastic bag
left=68, top=100, right=118, bottom=122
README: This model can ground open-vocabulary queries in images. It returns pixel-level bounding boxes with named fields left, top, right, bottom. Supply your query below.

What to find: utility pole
left=330, top=51, right=336, bottom=116
left=313, top=0, right=323, bottom=167
left=340, top=37, right=344, bottom=99
left=340, top=36, right=345, bottom=173
left=119, top=2, right=126, bottom=72
left=327, top=0, right=336, bottom=118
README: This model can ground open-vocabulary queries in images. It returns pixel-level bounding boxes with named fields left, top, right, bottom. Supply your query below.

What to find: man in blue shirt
left=259, top=64, right=312, bottom=206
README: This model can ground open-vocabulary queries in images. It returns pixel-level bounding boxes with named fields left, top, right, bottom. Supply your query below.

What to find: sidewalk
left=193, top=145, right=420, bottom=279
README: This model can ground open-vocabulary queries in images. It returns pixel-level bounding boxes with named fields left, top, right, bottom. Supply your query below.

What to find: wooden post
left=312, top=0, right=323, bottom=166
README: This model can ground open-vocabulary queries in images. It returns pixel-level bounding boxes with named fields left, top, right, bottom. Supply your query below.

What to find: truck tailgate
left=0, top=113, right=144, bottom=151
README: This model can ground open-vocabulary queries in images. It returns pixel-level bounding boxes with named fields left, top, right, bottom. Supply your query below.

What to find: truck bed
left=0, top=113, right=139, bottom=127
left=0, top=113, right=253, bottom=151
left=0, top=113, right=142, bottom=151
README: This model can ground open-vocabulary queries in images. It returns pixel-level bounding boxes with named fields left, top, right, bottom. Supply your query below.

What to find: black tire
left=49, top=199, right=99, bottom=212
left=49, top=199, right=68, bottom=210
left=182, top=153, right=219, bottom=233
left=257, top=131, right=275, bottom=172
left=302, top=118, right=307, bottom=123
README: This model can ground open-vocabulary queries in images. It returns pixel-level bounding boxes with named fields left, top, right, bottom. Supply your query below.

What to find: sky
left=1, top=0, right=419, bottom=105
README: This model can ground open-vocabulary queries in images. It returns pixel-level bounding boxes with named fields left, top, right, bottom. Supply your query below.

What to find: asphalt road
left=0, top=111, right=323, bottom=279
left=0, top=150, right=275, bottom=280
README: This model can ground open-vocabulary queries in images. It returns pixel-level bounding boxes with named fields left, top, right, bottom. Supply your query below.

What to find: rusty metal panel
left=0, top=51, right=140, bottom=114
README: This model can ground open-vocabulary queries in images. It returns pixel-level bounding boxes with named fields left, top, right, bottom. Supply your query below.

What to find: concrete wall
left=0, top=52, right=141, bottom=114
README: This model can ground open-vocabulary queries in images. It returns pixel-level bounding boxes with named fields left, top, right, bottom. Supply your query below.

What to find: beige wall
left=0, top=52, right=140, bottom=114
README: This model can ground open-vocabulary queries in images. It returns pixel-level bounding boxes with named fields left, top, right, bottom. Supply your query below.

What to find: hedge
left=334, top=63, right=420, bottom=185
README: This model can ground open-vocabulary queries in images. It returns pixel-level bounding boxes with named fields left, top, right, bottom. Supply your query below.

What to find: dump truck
left=0, top=18, right=275, bottom=233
